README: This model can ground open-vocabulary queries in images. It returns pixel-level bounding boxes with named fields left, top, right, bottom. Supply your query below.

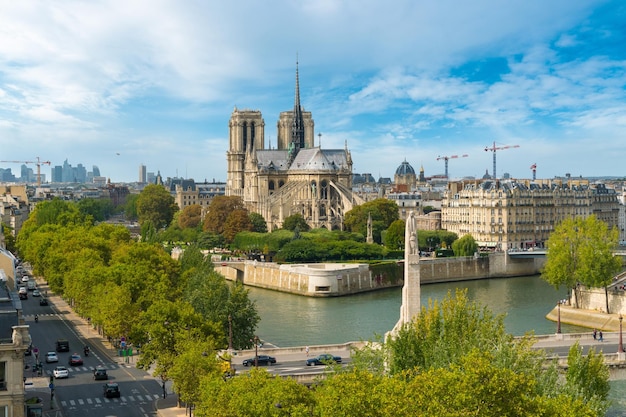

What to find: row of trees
left=128, top=188, right=472, bottom=262
left=15, top=198, right=260, bottom=404
left=190, top=291, right=610, bottom=416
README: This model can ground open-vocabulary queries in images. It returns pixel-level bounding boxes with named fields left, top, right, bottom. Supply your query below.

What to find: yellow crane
left=0, top=157, right=51, bottom=186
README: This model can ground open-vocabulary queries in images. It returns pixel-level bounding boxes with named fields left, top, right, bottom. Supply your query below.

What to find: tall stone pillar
left=390, top=211, right=421, bottom=335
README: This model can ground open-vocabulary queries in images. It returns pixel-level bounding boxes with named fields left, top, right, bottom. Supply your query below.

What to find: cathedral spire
left=288, top=58, right=305, bottom=166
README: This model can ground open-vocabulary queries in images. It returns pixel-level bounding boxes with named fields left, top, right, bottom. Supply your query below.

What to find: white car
left=45, top=352, right=58, bottom=363
left=21, top=276, right=29, bottom=283
left=53, top=366, right=69, bottom=379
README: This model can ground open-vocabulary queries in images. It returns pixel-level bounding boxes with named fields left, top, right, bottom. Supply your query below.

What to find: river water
left=249, top=274, right=584, bottom=347
left=246, top=274, right=625, bottom=415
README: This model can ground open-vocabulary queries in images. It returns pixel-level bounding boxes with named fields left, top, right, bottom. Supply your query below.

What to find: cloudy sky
left=0, top=0, right=624, bottom=183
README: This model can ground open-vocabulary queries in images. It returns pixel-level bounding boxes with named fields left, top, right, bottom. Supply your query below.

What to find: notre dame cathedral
left=225, top=63, right=364, bottom=231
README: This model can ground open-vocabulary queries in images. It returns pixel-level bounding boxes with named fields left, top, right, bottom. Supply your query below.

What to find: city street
left=22, top=280, right=164, bottom=417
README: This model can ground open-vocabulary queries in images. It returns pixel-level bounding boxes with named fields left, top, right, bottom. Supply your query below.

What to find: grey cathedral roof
left=256, top=147, right=348, bottom=172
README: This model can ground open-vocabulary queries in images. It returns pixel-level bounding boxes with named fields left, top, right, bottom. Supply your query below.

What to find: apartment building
left=441, top=179, right=619, bottom=251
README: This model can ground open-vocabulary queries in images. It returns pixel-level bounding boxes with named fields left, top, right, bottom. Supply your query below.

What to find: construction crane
left=484, top=141, right=520, bottom=179
left=530, top=163, right=537, bottom=180
left=0, top=157, right=51, bottom=186
left=436, top=154, right=468, bottom=179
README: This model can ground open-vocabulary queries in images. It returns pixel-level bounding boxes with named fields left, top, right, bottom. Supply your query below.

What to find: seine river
left=246, top=274, right=625, bottom=415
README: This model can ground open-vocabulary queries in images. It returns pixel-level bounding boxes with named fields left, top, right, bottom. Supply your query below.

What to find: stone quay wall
left=216, top=252, right=545, bottom=297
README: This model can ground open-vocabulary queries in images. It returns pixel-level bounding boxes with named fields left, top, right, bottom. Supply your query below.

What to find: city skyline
left=0, top=1, right=624, bottom=183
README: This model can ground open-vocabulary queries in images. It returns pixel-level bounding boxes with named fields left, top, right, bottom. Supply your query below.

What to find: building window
left=0, top=361, right=5, bottom=391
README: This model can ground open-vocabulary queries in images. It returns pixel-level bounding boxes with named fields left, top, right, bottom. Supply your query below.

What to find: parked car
left=93, top=366, right=108, bottom=380
left=242, top=355, right=277, bottom=366
left=39, top=298, right=49, bottom=306
left=45, top=351, right=58, bottom=363
left=68, top=353, right=83, bottom=366
left=53, top=366, right=69, bottom=379
left=103, top=382, right=121, bottom=398
left=306, top=353, right=342, bottom=366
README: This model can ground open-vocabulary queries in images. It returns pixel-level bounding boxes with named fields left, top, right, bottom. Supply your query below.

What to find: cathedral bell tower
left=226, top=108, right=265, bottom=197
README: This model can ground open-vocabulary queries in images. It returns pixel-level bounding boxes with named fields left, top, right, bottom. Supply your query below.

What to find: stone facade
left=441, top=178, right=619, bottom=251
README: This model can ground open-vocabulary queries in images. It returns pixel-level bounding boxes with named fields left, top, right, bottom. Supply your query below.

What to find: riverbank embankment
left=216, top=252, right=545, bottom=297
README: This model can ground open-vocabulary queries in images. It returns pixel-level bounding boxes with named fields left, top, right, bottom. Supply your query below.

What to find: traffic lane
left=537, top=342, right=620, bottom=357
left=53, top=367, right=162, bottom=417
left=234, top=358, right=351, bottom=377
left=23, top=293, right=162, bottom=416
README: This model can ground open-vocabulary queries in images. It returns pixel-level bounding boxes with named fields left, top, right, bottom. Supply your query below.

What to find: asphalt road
left=22, top=288, right=163, bottom=417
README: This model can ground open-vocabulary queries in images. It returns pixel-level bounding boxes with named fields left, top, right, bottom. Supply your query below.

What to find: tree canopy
left=452, top=234, right=478, bottom=257
left=542, top=215, right=621, bottom=310
left=203, top=196, right=245, bottom=235
left=282, top=213, right=310, bottom=232
left=344, top=198, right=399, bottom=243
left=136, top=184, right=178, bottom=230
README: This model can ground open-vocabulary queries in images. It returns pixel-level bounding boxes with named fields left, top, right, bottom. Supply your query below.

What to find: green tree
left=1, top=223, right=16, bottom=253
left=563, top=342, right=610, bottom=416
left=223, top=209, right=253, bottom=243
left=452, top=234, right=478, bottom=257
left=76, top=198, right=114, bottom=222
left=249, top=212, right=268, bottom=233
left=124, top=194, right=139, bottom=221
left=203, top=196, right=245, bottom=235
left=197, top=231, right=225, bottom=249
left=197, top=368, right=315, bottom=417
left=282, top=213, right=310, bottom=232
left=178, top=204, right=203, bottom=229
left=344, top=199, right=399, bottom=243
left=136, top=184, right=178, bottom=230
left=542, top=215, right=621, bottom=310
left=384, top=219, right=405, bottom=250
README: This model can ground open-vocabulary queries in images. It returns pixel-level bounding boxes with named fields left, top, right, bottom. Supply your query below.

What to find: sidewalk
left=30, top=276, right=188, bottom=417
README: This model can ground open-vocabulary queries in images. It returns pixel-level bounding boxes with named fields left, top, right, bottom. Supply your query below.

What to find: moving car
left=306, top=353, right=342, bottom=366
left=93, top=366, right=108, bottom=380
left=56, top=339, right=69, bottom=352
left=242, top=354, right=276, bottom=366
left=103, top=382, right=121, bottom=398
left=68, top=353, right=83, bottom=366
left=45, top=352, right=58, bottom=363
left=39, top=298, right=49, bottom=306
left=32, top=289, right=41, bottom=297
left=53, top=366, right=69, bottom=379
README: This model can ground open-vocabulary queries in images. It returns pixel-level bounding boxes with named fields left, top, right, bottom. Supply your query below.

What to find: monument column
left=391, top=211, right=421, bottom=334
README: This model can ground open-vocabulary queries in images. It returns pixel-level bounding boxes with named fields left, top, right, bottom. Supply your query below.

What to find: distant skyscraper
left=52, top=166, right=62, bottom=183
left=139, top=164, right=146, bottom=183
left=92, top=165, right=101, bottom=177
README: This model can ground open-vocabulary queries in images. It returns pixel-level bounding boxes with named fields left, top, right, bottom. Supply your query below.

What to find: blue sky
left=0, top=0, right=624, bottom=183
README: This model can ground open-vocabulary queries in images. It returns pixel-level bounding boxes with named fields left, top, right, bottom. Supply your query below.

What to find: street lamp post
left=556, top=301, right=562, bottom=334
left=253, top=336, right=259, bottom=368
left=619, top=315, right=623, bottom=354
